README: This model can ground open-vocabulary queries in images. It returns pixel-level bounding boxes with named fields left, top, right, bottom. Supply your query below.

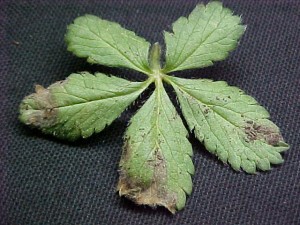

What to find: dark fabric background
left=1, top=0, right=300, bottom=224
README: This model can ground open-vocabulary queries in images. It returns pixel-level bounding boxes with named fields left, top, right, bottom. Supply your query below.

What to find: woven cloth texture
left=1, top=0, right=300, bottom=224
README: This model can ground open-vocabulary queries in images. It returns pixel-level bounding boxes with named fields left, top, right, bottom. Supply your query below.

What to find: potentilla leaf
left=65, top=15, right=151, bottom=74
left=19, top=72, right=151, bottom=141
left=118, top=80, right=194, bottom=213
left=19, top=1, right=290, bottom=214
left=163, top=1, right=245, bottom=73
left=167, top=76, right=289, bottom=174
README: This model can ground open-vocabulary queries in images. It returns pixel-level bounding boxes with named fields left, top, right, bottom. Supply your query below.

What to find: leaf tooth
left=228, top=151, right=241, bottom=171
left=267, top=152, right=284, bottom=165
left=257, top=158, right=271, bottom=171
left=241, top=160, right=256, bottom=174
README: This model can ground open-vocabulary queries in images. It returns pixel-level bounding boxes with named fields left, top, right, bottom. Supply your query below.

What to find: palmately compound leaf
left=19, top=72, right=151, bottom=141
left=163, top=1, right=245, bottom=73
left=118, top=80, right=194, bottom=213
left=65, top=15, right=151, bottom=74
left=166, top=76, right=289, bottom=174
left=19, top=1, right=289, bottom=214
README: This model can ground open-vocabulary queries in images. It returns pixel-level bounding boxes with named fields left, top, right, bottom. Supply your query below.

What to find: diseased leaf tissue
left=19, top=2, right=289, bottom=213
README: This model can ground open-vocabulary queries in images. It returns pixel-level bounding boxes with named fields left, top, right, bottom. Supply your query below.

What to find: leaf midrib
left=166, top=5, right=225, bottom=72
left=73, top=20, right=149, bottom=74
left=29, top=81, right=150, bottom=112
left=171, top=81, right=240, bottom=129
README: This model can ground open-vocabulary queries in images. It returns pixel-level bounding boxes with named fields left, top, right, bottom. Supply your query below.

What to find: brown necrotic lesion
left=244, top=121, right=284, bottom=146
left=19, top=84, right=59, bottom=128
left=118, top=139, right=177, bottom=213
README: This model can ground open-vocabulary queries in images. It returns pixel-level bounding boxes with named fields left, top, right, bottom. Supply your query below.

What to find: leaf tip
left=19, top=85, right=58, bottom=128
left=117, top=172, right=178, bottom=214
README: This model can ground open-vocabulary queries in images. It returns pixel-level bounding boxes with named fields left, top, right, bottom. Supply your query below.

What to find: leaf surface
left=163, top=1, right=245, bottom=73
left=167, top=76, right=289, bottom=173
left=19, top=72, right=150, bottom=140
left=118, top=80, right=194, bottom=213
left=65, top=15, right=151, bottom=74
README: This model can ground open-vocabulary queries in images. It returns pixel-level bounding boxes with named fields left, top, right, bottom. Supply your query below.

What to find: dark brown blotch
left=19, top=84, right=59, bottom=128
left=244, top=121, right=283, bottom=146
left=118, top=140, right=177, bottom=213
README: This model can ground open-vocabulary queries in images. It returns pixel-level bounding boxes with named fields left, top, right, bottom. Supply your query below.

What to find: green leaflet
left=65, top=15, right=151, bottom=74
left=118, top=79, right=194, bottom=213
left=166, top=76, right=289, bottom=173
left=19, top=72, right=150, bottom=141
left=163, top=1, right=245, bottom=73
